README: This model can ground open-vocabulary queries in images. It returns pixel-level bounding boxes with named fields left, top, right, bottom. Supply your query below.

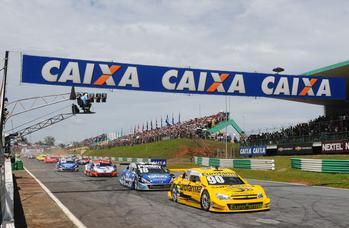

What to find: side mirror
left=182, top=173, right=186, bottom=179
left=170, top=173, right=175, bottom=178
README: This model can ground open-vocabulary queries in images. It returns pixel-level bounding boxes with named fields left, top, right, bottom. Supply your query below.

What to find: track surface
left=23, top=158, right=349, bottom=228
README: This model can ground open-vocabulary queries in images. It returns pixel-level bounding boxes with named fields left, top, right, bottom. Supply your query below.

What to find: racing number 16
left=207, top=175, right=224, bottom=184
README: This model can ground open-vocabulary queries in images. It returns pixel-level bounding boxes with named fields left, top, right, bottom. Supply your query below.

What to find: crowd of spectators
left=245, top=114, right=349, bottom=145
left=78, top=112, right=229, bottom=148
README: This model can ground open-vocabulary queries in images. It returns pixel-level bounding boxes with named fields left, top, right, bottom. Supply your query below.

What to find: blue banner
left=240, top=146, right=267, bottom=156
left=21, top=54, right=346, bottom=100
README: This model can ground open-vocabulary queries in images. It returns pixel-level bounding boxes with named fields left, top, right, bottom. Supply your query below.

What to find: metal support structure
left=15, top=113, right=74, bottom=137
left=5, top=93, right=70, bottom=120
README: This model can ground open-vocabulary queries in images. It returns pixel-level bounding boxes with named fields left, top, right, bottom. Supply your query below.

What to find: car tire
left=171, top=185, right=179, bottom=202
left=131, top=179, right=136, bottom=190
left=134, top=179, right=139, bottom=190
left=200, top=190, right=211, bottom=211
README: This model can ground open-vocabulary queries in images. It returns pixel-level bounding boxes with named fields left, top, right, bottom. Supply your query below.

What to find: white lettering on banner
left=118, top=67, right=139, bottom=88
left=291, top=78, right=299, bottom=95
left=274, top=77, right=290, bottom=95
left=177, top=71, right=196, bottom=91
left=228, top=74, right=245, bottom=93
left=261, top=76, right=332, bottom=97
left=82, top=63, right=95, bottom=84
left=322, top=143, right=343, bottom=151
left=41, top=60, right=140, bottom=88
left=162, top=69, right=177, bottom=90
left=197, top=72, right=207, bottom=91
left=161, top=70, right=246, bottom=94
left=42, top=60, right=61, bottom=82
left=316, top=79, right=331, bottom=96
left=58, top=62, right=81, bottom=83
left=261, top=76, right=274, bottom=95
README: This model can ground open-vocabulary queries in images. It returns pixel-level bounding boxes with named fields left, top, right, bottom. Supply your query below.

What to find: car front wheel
left=200, top=190, right=211, bottom=211
left=171, top=185, right=179, bottom=202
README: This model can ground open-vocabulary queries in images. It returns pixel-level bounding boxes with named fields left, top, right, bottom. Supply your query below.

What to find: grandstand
left=77, top=112, right=231, bottom=149
left=246, top=113, right=349, bottom=145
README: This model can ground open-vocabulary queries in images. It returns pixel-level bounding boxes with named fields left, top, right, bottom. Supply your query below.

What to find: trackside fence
left=193, top=156, right=275, bottom=170
left=291, top=158, right=349, bottom=173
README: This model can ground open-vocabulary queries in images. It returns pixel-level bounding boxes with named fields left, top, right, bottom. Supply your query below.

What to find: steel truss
left=16, top=113, right=74, bottom=137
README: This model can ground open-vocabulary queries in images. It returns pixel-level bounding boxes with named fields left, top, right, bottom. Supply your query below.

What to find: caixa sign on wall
left=239, top=146, right=267, bottom=156
left=322, top=140, right=349, bottom=154
left=21, top=54, right=346, bottom=100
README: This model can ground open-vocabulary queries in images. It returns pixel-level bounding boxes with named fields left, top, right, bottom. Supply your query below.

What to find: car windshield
left=97, top=163, right=111, bottom=167
left=137, top=165, right=166, bottom=174
left=65, top=160, right=75, bottom=164
left=205, top=175, right=244, bottom=185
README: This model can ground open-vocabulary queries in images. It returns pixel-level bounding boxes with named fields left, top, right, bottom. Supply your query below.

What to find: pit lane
left=23, top=158, right=349, bottom=228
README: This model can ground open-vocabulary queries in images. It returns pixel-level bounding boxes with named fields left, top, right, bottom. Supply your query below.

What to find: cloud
left=1, top=0, right=346, bottom=142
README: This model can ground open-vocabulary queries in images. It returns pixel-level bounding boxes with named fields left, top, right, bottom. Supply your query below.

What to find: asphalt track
left=23, top=158, right=349, bottom=228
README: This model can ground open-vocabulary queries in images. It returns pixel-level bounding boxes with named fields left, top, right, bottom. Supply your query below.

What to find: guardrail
left=291, top=158, right=349, bottom=173
left=1, top=159, right=15, bottom=227
left=193, top=156, right=275, bottom=170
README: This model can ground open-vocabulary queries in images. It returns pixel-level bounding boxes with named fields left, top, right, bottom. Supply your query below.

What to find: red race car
left=84, top=160, right=117, bottom=177
left=44, top=156, right=59, bottom=163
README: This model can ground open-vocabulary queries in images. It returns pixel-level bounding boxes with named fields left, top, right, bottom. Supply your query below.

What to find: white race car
left=84, top=160, right=117, bottom=177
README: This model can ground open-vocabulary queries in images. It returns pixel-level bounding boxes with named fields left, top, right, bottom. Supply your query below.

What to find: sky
left=1, top=0, right=349, bottom=144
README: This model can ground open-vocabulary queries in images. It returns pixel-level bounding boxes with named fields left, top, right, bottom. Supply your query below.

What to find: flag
left=178, top=112, right=181, bottom=123
left=142, top=123, right=144, bottom=132
left=166, top=115, right=170, bottom=126
left=156, top=119, right=158, bottom=128
left=146, top=122, right=149, bottom=131
left=151, top=120, right=153, bottom=130
left=161, top=116, right=163, bottom=128
left=172, top=113, right=175, bottom=125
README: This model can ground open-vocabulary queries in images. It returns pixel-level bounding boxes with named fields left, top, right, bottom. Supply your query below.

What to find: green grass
left=84, top=138, right=196, bottom=158
left=236, top=155, right=349, bottom=189
left=85, top=138, right=239, bottom=159
left=85, top=139, right=349, bottom=189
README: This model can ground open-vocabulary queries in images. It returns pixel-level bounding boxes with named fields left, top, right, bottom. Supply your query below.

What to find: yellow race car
left=36, top=154, right=47, bottom=161
left=168, top=167, right=270, bottom=212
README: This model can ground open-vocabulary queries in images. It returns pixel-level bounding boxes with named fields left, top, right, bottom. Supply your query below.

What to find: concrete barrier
left=291, top=158, right=349, bottom=173
left=193, top=156, right=275, bottom=170
left=1, top=159, right=14, bottom=227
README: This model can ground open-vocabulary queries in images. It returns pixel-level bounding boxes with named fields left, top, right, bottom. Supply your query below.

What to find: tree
left=43, top=136, right=55, bottom=146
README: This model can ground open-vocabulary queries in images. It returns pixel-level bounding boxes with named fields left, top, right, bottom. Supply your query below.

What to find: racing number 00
left=206, top=175, right=224, bottom=184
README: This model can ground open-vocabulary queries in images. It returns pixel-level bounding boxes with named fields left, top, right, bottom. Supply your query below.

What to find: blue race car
left=120, top=162, right=174, bottom=190
left=56, top=158, right=79, bottom=172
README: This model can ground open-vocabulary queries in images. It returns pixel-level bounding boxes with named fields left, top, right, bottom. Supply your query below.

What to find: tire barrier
left=291, top=158, right=349, bottom=173
left=193, top=156, right=275, bottom=170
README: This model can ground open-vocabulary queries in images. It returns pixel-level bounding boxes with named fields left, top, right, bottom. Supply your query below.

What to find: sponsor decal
left=240, top=146, right=266, bottom=156
left=21, top=55, right=346, bottom=100
left=322, top=140, right=349, bottom=154
left=150, top=159, right=167, bottom=167
left=179, top=184, right=202, bottom=193
left=277, top=143, right=313, bottom=155
left=201, top=172, right=236, bottom=177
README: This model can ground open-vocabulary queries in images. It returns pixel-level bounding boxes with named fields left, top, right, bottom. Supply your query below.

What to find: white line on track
left=248, top=178, right=349, bottom=191
left=24, top=167, right=87, bottom=228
